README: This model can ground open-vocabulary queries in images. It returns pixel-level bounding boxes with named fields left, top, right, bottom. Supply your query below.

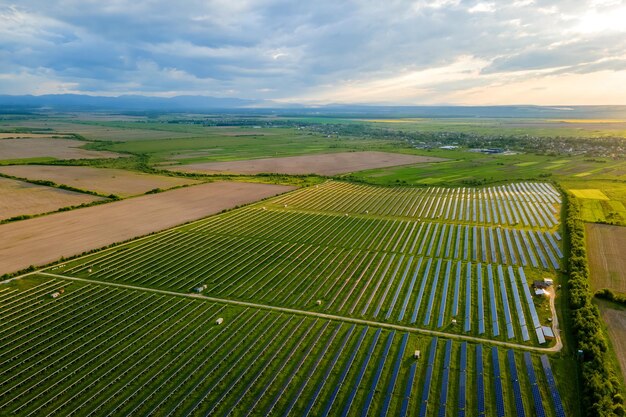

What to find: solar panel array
left=541, top=355, right=567, bottom=417
left=476, top=344, right=486, bottom=416
left=361, top=331, right=394, bottom=416
left=492, top=347, right=506, bottom=417
left=399, top=362, right=417, bottom=417
left=418, top=337, right=438, bottom=417
left=458, top=342, right=467, bottom=417
left=437, top=339, right=453, bottom=417
left=507, top=349, right=527, bottom=417
left=524, top=351, right=547, bottom=417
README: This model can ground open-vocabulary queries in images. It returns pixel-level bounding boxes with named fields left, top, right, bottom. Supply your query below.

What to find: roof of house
left=542, top=326, right=555, bottom=338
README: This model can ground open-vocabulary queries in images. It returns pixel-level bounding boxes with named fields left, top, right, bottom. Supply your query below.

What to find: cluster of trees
left=595, top=288, right=626, bottom=306
left=566, top=194, right=625, bottom=416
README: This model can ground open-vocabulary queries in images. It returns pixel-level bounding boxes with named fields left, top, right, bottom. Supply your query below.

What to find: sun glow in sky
left=0, top=0, right=625, bottom=105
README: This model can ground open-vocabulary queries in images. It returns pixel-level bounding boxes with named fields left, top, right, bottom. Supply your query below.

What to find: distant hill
left=1, top=94, right=625, bottom=118
left=0, top=94, right=263, bottom=111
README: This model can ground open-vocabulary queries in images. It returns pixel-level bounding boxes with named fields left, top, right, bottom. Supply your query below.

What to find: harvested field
left=0, top=177, right=103, bottom=220
left=169, top=151, right=446, bottom=175
left=0, top=165, right=200, bottom=197
left=586, top=223, right=626, bottom=292
left=0, top=120, right=196, bottom=141
left=0, top=138, right=123, bottom=160
left=0, top=133, right=71, bottom=139
left=0, top=182, right=294, bottom=275
left=599, top=306, right=626, bottom=383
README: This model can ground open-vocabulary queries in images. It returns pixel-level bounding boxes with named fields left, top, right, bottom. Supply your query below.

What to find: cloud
left=0, top=0, right=624, bottom=104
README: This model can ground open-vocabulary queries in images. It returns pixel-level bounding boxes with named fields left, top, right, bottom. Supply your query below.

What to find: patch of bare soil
left=0, top=177, right=103, bottom=220
left=168, top=151, right=446, bottom=175
left=0, top=165, right=199, bottom=197
left=0, top=138, right=124, bottom=160
left=0, top=182, right=295, bottom=275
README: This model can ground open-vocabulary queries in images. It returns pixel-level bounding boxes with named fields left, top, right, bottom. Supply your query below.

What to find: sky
left=1, top=0, right=625, bottom=105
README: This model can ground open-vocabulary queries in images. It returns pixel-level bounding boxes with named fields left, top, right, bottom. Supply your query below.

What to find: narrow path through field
left=34, top=271, right=563, bottom=353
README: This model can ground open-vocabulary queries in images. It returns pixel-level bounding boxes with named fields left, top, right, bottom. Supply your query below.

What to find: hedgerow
left=565, top=194, right=625, bottom=416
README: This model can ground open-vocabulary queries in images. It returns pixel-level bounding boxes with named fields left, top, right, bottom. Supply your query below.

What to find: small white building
left=414, top=350, right=421, bottom=360
left=542, top=326, right=555, bottom=340
left=216, top=318, right=224, bottom=325
left=535, top=288, right=548, bottom=297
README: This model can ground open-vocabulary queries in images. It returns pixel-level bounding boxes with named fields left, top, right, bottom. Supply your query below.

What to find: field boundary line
left=36, top=271, right=562, bottom=353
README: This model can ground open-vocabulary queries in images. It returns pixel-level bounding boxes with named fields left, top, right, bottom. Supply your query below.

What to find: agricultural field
left=562, top=180, right=626, bottom=225
left=168, top=151, right=445, bottom=175
left=0, top=165, right=200, bottom=197
left=348, top=151, right=626, bottom=187
left=598, top=304, right=626, bottom=385
left=54, top=181, right=563, bottom=347
left=336, top=117, right=626, bottom=138
left=0, top=119, right=198, bottom=141
left=586, top=223, right=626, bottom=293
left=0, top=138, right=124, bottom=162
left=97, top=127, right=403, bottom=164
left=0, top=274, right=573, bottom=417
left=0, top=176, right=104, bottom=221
left=0, top=182, right=294, bottom=275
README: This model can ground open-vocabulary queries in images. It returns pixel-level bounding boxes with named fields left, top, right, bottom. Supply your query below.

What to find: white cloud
left=0, top=0, right=625, bottom=104
left=468, top=2, right=495, bottom=13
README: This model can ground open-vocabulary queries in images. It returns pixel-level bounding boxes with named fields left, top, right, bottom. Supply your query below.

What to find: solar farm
left=1, top=180, right=572, bottom=416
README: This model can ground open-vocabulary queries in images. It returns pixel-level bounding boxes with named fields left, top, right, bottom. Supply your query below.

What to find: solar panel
left=487, top=265, right=499, bottom=337
left=507, top=349, right=526, bottom=417
left=492, top=347, right=505, bottom=417
left=373, top=254, right=405, bottom=318
left=464, top=263, right=471, bottom=332
left=418, top=337, right=438, bottom=417
left=458, top=342, right=467, bottom=416
left=363, top=331, right=395, bottom=416
left=504, top=228, right=517, bottom=265
left=380, top=333, right=409, bottom=417
left=523, top=352, right=546, bottom=417
left=426, top=223, right=439, bottom=256
left=496, top=228, right=508, bottom=264
left=385, top=256, right=414, bottom=319
left=497, top=265, right=515, bottom=339
left=398, top=258, right=423, bottom=321
left=476, top=344, right=486, bottom=416
left=481, top=226, right=488, bottom=262
left=477, top=263, right=485, bottom=334
left=340, top=328, right=381, bottom=417
left=438, top=340, right=453, bottom=417
left=512, top=229, right=528, bottom=267
left=445, top=224, right=455, bottom=258
left=463, top=226, right=470, bottom=261
left=320, top=327, right=368, bottom=417
left=410, top=258, right=432, bottom=323
left=435, top=223, right=447, bottom=257
left=303, top=325, right=355, bottom=417
left=437, top=261, right=452, bottom=328
left=507, top=266, right=530, bottom=341
left=454, top=224, right=462, bottom=259
left=540, top=355, right=567, bottom=417
left=452, top=260, right=462, bottom=317
left=399, top=362, right=417, bottom=417
left=423, top=259, right=442, bottom=326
